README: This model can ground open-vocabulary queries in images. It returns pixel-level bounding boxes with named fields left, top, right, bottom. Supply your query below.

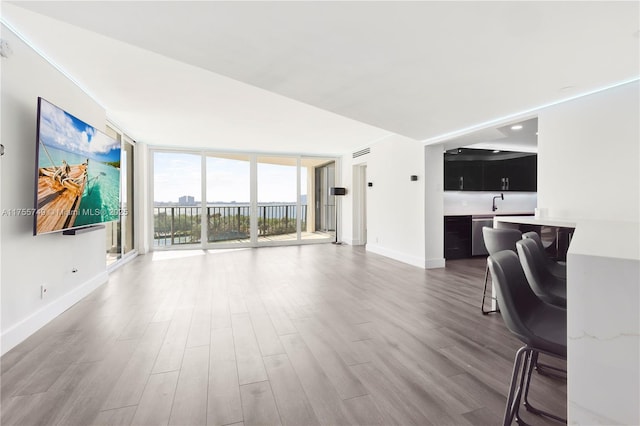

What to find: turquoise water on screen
left=39, top=145, right=121, bottom=225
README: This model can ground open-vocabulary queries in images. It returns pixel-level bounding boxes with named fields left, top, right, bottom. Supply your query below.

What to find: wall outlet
left=40, top=284, right=48, bottom=299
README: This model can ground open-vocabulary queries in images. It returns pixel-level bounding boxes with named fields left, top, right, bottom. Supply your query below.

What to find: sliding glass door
left=153, top=152, right=201, bottom=247
left=151, top=150, right=337, bottom=249
left=206, top=153, right=251, bottom=244
left=257, top=156, right=299, bottom=243
left=105, top=126, right=135, bottom=266
left=304, top=158, right=335, bottom=242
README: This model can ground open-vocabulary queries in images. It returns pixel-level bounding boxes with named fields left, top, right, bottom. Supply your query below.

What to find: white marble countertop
left=494, top=216, right=639, bottom=261
left=564, top=220, right=639, bottom=425
left=493, top=215, right=576, bottom=228
left=444, top=211, right=535, bottom=217
left=494, top=215, right=640, bottom=424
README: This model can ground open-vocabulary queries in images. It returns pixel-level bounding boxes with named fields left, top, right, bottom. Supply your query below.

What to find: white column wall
left=424, top=144, right=445, bottom=268
left=537, top=81, right=639, bottom=223
left=1, top=25, right=108, bottom=354
left=344, top=134, right=426, bottom=268
left=537, top=81, right=639, bottom=424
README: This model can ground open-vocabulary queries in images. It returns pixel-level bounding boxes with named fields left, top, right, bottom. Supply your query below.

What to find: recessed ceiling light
left=493, top=150, right=501, bottom=153
left=511, top=124, right=523, bottom=131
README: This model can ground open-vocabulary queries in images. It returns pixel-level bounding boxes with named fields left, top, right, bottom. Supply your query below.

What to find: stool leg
left=482, top=263, right=499, bottom=315
left=503, top=347, right=529, bottom=426
left=535, top=354, right=567, bottom=379
left=522, top=352, right=567, bottom=424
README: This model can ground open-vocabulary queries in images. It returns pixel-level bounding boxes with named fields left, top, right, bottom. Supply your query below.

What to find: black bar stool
left=516, top=238, right=567, bottom=308
left=522, top=231, right=566, bottom=280
left=481, top=227, right=522, bottom=314
left=487, top=250, right=567, bottom=425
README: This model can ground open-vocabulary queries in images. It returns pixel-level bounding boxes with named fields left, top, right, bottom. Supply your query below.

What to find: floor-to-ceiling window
left=153, top=151, right=202, bottom=247
left=257, top=156, right=299, bottom=243
left=206, top=153, right=251, bottom=244
left=151, top=150, right=337, bottom=249
left=105, top=125, right=135, bottom=266
left=122, top=139, right=135, bottom=255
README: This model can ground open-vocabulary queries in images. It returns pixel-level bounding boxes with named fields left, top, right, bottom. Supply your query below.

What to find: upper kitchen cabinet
left=444, top=148, right=537, bottom=192
left=504, top=154, right=537, bottom=191
left=444, top=159, right=483, bottom=190
left=483, top=153, right=537, bottom=191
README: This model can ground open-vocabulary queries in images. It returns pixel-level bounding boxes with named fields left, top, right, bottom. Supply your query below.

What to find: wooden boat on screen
left=36, top=160, right=88, bottom=233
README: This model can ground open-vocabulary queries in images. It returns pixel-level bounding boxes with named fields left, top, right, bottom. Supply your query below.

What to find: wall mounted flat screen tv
left=34, top=97, right=121, bottom=235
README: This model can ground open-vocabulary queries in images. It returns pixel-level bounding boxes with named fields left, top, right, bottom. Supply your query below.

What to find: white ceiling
left=451, top=117, right=538, bottom=153
left=2, top=1, right=639, bottom=155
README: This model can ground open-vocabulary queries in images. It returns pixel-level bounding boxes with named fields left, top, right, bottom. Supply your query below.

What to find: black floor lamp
left=330, top=187, right=346, bottom=245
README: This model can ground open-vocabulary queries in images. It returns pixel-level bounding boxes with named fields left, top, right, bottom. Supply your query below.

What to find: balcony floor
left=209, top=231, right=334, bottom=244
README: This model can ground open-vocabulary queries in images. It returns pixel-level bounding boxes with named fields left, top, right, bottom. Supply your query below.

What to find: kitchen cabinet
left=444, top=215, right=472, bottom=259
left=505, top=155, right=537, bottom=191
left=444, top=161, right=483, bottom=191
left=482, top=159, right=508, bottom=191
left=444, top=149, right=537, bottom=192
left=445, top=214, right=538, bottom=260
left=483, top=155, right=537, bottom=191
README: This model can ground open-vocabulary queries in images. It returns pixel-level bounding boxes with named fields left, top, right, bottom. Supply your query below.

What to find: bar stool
left=481, top=227, right=522, bottom=315
left=522, top=231, right=566, bottom=280
left=487, top=250, right=566, bottom=425
left=516, top=238, right=567, bottom=308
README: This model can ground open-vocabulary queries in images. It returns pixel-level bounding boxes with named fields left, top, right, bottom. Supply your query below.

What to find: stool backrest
left=482, top=227, right=522, bottom=256
left=516, top=238, right=553, bottom=287
left=522, top=231, right=545, bottom=253
left=487, top=251, right=542, bottom=343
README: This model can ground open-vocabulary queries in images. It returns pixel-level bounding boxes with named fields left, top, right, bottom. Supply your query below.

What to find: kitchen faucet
left=492, top=193, right=504, bottom=212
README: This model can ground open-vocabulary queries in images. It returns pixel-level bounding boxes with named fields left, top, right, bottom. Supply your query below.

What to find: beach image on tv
left=35, top=98, right=121, bottom=234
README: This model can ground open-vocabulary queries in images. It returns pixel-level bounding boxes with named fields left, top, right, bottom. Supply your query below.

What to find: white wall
left=1, top=25, right=108, bottom=354
left=344, top=134, right=426, bottom=268
left=537, top=81, right=640, bottom=424
left=538, top=81, right=639, bottom=223
left=424, top=144, right=445, bottom=268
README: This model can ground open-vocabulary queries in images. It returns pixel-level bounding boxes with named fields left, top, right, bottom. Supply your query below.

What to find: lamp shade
left=330, top=187, right=346, bottom=196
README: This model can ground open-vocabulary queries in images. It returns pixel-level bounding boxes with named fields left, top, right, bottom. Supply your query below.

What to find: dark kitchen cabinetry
left=444, top=161, right=483, bottom=191
left=444, top=149, right=537, bottom=192
left=483, top=155, right=537, bottom=191
left=507, top=155, right=537, bottom=191
left=444, top=215, right=472, bottom=260
left=481, top=159, right=507, bottom=191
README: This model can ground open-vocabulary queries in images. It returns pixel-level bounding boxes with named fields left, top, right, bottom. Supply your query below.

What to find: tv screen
left=34, top=97, right=121, bottom=235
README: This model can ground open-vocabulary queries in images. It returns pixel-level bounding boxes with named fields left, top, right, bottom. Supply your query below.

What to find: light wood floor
left=1, top=244, right=566, bottom=425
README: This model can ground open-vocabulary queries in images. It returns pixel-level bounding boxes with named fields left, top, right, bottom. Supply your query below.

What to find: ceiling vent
left=352, top=147, right=371, bottom=158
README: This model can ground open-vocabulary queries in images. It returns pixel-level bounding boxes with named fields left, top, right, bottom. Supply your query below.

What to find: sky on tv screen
left=39, top=98, right=120, bottom=164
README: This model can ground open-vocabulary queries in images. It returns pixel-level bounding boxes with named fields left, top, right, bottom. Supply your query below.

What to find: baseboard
left=366, top=244, right=425, bottom=269
left=425, top=258, right=446, bottom=269
left=107, top=250, right=138, bottom=272
left=1, top=271, right=109, bottom=356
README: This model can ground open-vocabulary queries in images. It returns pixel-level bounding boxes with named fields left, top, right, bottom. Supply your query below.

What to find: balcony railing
left=153, top=204, right=307, bottom=246
left=154, top=206, right=202, bottom=246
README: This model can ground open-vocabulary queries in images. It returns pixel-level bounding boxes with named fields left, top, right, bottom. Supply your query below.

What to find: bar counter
left=494, top=215, right=639, bottom=425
